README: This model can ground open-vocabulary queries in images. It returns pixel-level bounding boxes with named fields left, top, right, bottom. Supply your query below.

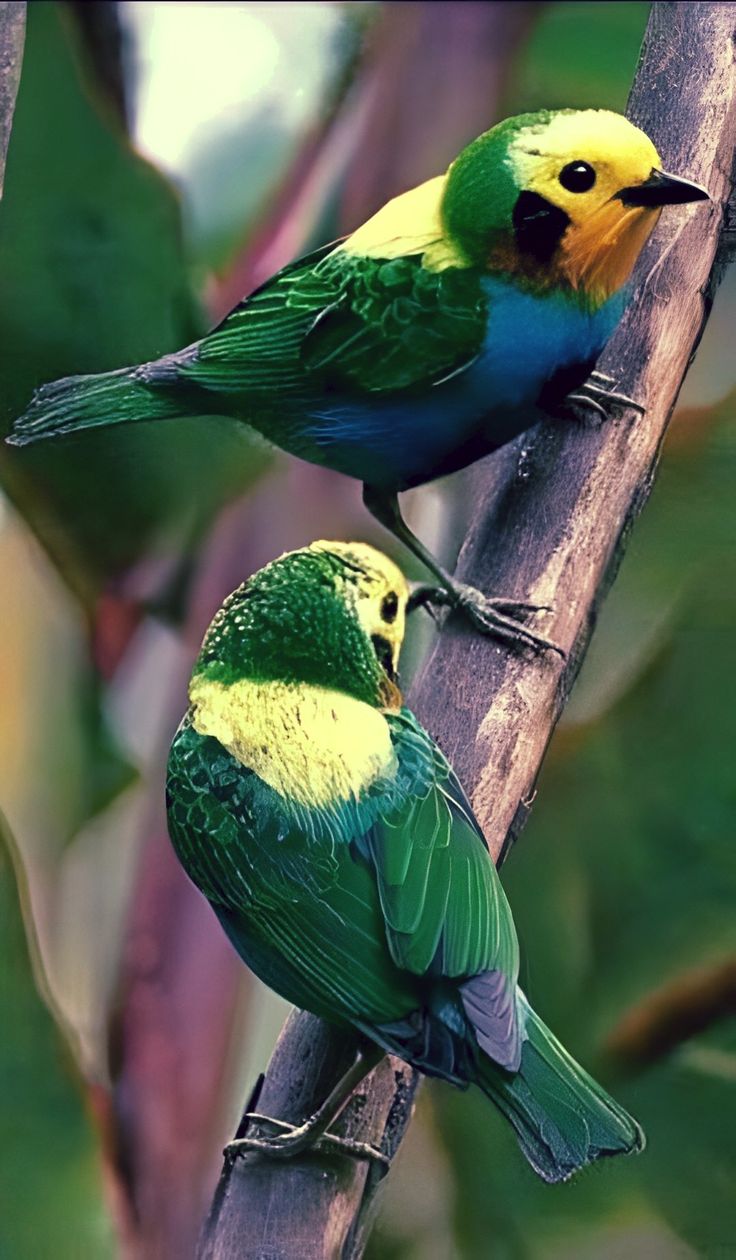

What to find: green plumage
left=292, top=255, right=486, bottom=393
left=182, top=250, right=487, bottom=397
left=167, top=708, right=513, bottom=1029
left=10, top=105, right=707, bottom=537
left=165, top=542, right=644, bottom=1182
left=193, top=546, right=387, bottom=701
left=13, top=247, right=487, bottom=447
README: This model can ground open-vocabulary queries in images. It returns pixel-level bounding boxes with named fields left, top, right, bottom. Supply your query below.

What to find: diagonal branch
left=603, top=957, right=736, bottom=1073
left=411, top=2, right=736, bottom=862
left=0, top=0, right=25, bottom=197
left=199, top=5, right=736, bottom=1257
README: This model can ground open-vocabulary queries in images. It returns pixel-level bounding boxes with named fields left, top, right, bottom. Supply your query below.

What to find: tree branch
left=0, top=0, right=24, bottom=197
left=199, top=4, right=736, bottom=1256
left=411, top=3, right=736, bottom=863
left=603, top=958, right=736, bottom=1073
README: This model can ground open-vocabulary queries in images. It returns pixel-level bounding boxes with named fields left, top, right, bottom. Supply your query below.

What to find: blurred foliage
left=513, top=2, right=650, bottom=112
left=0, top=820, right=114, bottom=1259
left=1, top=3, right=735, bottom=1259
left=176, top=6, right=366, bottom=273
left=184, top=103, right=294, bottom=272
left=0, top=1, right=269, bottom=597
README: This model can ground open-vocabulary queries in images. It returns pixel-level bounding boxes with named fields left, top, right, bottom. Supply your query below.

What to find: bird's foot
left=225, top=1113, right=389, bottom=1166
left=409, top=583, right=564, bottom=658
left=559, top=374, right=645, bottom=426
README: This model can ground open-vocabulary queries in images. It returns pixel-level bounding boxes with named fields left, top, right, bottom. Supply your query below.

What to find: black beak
left=618, top=168, right=711, bottom=208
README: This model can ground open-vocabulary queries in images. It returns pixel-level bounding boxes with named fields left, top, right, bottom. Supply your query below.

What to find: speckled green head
left=193, top=541, right=409, bottom=708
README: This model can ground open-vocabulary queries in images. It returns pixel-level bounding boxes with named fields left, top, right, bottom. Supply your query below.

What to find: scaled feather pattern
left=165, top=541, right=644, bottom=1182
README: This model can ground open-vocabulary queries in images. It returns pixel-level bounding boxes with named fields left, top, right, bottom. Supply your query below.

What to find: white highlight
left=123, top=3, right=280, bottom=173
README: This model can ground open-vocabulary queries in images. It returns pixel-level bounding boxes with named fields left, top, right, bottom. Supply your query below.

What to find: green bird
left=166, top=540, right=644, bottom=1181
left=8, top=110, right=708, bottom=651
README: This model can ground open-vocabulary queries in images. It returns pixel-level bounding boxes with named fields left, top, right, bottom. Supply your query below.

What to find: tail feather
left=478, top=992, right=644, bottom=1183
left=7, top=363, right=192, bottom=447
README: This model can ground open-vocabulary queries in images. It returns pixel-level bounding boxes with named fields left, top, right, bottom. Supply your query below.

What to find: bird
left=165, top=539, right=644, bottom=1181
left=8, top=109, right=708, bottom=649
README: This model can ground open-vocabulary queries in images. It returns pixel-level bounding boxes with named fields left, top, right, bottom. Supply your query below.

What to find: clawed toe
left=461, top=600, right=564, bottom=658
left=453, top=585, right=564, bottom=657
left=487, top=598, right=553, bottom=619
left=596, top=388, right=645, bottom=413
left=565, top=392, right=609, bottom=422
left=582, top=381, right=645, bottom=414
left=408, top=583, right=564, bottom=657
left=225, top=1112, right=389, bottom=1166
left=557, top=370, right=645, bottom=430
left=562, top=375, right=645, bottom=424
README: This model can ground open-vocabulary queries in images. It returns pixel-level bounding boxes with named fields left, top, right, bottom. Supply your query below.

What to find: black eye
left=380, top=591, right=399, bottom=624
left=559, top=161, right=596, bottom=193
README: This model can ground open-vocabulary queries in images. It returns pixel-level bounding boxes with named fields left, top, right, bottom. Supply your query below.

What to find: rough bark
left=0, top=0, right=24, bottom=197
left=200, top=1013, right=418, bottom=1260
left=411, top=2, right=736, bottom=863
left=199, top=4, right=736, bottom=1257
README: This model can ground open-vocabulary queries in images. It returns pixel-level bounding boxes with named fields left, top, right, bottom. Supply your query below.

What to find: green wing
left=293, top=253, right=487, bottom=393
left=167, top=710, right=518, bottom=1018
left=176, top=247, right=487, bottom=398
left=173, top=245, right=335, bottom=397
left=166, top=716, right=418, bottom=1027
left=368, top=709, right=520, bottom=982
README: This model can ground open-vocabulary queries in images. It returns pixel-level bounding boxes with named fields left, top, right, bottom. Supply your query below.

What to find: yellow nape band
left=190, top=676, right=396, bottom=810
left=337, top=175, right=466, bottom=270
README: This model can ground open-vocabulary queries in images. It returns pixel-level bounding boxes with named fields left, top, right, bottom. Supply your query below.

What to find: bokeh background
left=1, top=3, right=735, bottom=1257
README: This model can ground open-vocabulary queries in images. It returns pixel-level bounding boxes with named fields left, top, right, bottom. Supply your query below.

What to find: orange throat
left=378, top=675, right=403, bottom=712
left=560, top=201, right=661, bottom=304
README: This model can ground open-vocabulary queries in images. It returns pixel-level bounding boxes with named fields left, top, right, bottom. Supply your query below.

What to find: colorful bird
left=9, top=109, right=707, bottom=648
left=165, top=540, right=644, bottom=1181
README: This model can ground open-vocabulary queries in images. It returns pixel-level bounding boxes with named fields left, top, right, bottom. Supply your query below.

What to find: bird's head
left=192, top=541, right=409, bottom=710
left=442, top=109, right=709, bottom=304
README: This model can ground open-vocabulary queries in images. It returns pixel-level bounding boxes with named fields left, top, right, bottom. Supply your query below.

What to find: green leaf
left=507, top=3, right=650, bottom=113
left=0, top=817, right=114, bottom=1259
left=0, top=2, right=269, bottom=595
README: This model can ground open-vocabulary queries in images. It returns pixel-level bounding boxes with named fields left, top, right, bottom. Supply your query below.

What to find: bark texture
left=411, top=2, right=736, bottom=861
left=200, top=4, right=736, bottom=1257
left=0, top=0, right=24, bottom=196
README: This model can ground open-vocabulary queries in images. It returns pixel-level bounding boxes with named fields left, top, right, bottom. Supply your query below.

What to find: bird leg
left=363, top=486, right=563, bottom=658
left=559, top=371, right=645, bottom=425
left=224, top=1043, right=389, bottom=1165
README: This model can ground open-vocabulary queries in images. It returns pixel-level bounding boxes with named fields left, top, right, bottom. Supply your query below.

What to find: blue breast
left=303, top=278, right=626, bottom=490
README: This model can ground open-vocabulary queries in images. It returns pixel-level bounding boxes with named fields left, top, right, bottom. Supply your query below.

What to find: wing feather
left=367, top=711, right=520, bottom=987
left=167, top=708, right=521, bottom=1065
left=177, top=245, right=487, bottom=400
